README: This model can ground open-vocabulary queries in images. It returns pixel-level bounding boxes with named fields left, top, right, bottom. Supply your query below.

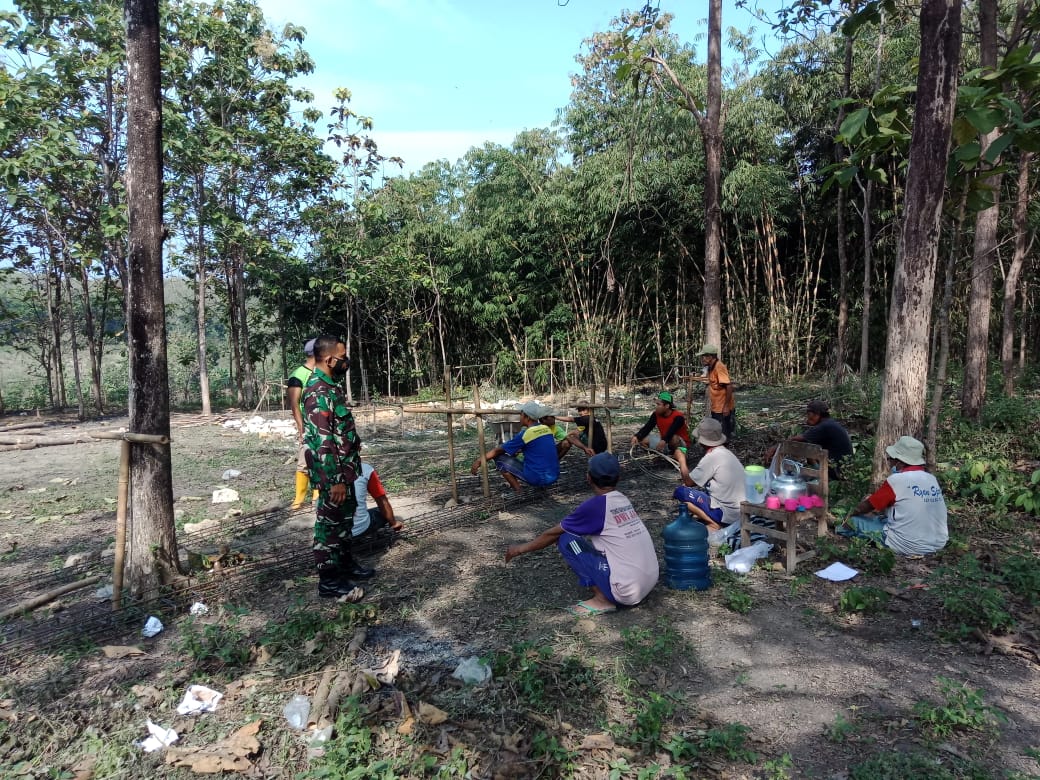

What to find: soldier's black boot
left=341, top=554, right=376, bottom=580
left=317, top=569, right=364, bottom=601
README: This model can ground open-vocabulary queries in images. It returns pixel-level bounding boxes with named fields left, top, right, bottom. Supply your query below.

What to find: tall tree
left=873, top=0, right=962, bottom=482
left=640, top=0, right=724, bottom=348
left=125, top=0, right=179, bottom=596
left=960, top=0, right=1001, bottom=419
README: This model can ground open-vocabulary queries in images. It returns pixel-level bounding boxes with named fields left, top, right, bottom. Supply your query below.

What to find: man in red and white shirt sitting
left=352, top=445, right=405, bottom=542
left=840, top=436, right=948, bottom=556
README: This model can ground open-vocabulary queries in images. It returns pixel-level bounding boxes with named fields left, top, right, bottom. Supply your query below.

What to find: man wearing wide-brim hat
left=690, top=344, right=736, bottom=441
left=673, top=418, right=746, bottom=532
left=471, top=401, right=559, bottom=494
left=841, top=436, right=948, bottom=556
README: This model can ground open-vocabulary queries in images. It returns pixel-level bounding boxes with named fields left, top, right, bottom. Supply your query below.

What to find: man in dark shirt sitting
left=767, top=400, right=853, bottom=479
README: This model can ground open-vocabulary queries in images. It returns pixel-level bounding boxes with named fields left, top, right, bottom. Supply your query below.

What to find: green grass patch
left=488, top=641, right=600, bottom=714
left=838, top=586, right=891, bottom=615
left=913, top=677, right=1006, bottom=741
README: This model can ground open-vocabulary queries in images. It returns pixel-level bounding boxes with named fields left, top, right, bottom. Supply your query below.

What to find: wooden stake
left=474, top=385, right=490, bottom=498
left=90, top=431, right=169, bottom=610
left=446, top=413, right=459, bottom=503
left=113, top=439, right=130, bottom=611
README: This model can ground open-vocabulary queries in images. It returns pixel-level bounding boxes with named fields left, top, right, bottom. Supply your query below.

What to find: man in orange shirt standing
left=692, top=344, right=736, bottom=441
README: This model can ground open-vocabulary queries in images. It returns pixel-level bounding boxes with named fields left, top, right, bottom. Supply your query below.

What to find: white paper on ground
left=138, top=719, right=178, bottom=752
left=141, top=616, right=163, bottom=637
left=176, top=684, right=223, bottom=715
left=815, top=562, right=860, bottom=581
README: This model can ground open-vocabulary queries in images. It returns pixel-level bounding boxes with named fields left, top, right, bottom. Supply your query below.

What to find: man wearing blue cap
left=505, top=453, right=659, bottom=615
left=287, top=338, right=317, bottom=509
left=471, top=400, right=560, bottom=494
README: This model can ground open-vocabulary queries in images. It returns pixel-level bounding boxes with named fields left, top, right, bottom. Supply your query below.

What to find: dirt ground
left=0, top=401, right=1038, bottom=779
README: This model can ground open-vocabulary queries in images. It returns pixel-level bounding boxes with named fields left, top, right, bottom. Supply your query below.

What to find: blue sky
left=257, top=0, right=782, bottom=176
left=0, top=0, right=783, bottom=175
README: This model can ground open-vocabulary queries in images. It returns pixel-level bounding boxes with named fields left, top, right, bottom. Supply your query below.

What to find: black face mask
left=330, top=357, right=349, bottom=378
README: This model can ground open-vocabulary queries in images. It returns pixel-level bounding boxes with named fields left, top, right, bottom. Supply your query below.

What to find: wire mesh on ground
left=0, top=461, right=594, bottom=661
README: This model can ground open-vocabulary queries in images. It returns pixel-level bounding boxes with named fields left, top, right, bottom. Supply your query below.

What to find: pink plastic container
left=765, top=496, right=781, bottom=510
left=784, top=498, right=799, bottom=512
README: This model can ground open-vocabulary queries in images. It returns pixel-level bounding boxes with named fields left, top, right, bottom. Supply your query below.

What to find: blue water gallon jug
left=663, top=501, right=711, bottom=591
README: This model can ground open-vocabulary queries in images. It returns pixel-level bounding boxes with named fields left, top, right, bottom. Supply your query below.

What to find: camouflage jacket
left=302, top=368, right=360, bottom=492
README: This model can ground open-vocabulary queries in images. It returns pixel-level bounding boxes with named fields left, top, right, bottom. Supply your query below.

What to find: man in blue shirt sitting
left=471, top=401, right=560, bottom=494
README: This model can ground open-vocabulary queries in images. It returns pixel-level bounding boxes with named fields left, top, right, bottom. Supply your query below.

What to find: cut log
left=0, top=575, right=103, bottom=620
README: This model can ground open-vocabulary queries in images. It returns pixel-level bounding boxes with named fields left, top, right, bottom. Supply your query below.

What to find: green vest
left=290, top=365, right=312, bottom=414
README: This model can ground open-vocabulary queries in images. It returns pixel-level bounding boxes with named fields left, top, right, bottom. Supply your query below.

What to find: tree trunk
left=926, top=187, right=968, bottom=469
left=344, top=297, right=355, bottom=404
left=125, top=0, right=179, bottom=599
left=1001, top=151, right=1032, bottom=395
left=834, top=35, right=853, bottom=384
left=858, top=23, right=884, bottom=376
left=873, top=0, right=962, bottom=485
left=194, top=172, right=212, bottom=415
left=63, top=270, right=86, bottom=420
left=234, top=255, right=255, bottom=406
left=77, top=263, right=105, bottom=416
left=47, top=258, right=66, bottom=409
left=701, top=0, right=724, bottom=350
left=960, top=0, right=1000, bottom=419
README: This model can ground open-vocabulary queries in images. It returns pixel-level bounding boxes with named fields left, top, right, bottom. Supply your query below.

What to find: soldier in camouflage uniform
left=302, top=336, right=373, bottom=601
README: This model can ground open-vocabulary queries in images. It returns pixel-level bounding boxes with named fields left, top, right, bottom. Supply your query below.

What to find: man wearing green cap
left=630, top=391, right=690, bottom=457
left=841, top=436, right=948, bottom=556
left=692, top=344, right=735, bottom=440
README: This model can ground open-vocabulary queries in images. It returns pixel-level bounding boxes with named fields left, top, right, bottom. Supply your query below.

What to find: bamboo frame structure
left=91, top=430, right=170, bottom=610
left=401, top=396, right=619, bottom=498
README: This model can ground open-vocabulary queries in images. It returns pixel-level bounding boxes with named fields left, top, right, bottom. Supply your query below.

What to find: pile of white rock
left=221, top=415, right=297, bottom=439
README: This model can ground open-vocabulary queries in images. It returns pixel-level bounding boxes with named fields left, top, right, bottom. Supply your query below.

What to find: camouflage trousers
left=313, top=490, right=357, bottom=572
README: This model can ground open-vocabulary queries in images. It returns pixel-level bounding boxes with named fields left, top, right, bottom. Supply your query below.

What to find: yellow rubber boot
left=290, top=472, right=310, bottom=509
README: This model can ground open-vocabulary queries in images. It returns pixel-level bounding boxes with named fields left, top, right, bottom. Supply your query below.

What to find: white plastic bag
left=707, top=521, right=741, bottom=547
left=283, top=694, right=310, bottom=730
left=724, top=541, right=773, bottom=573
left=451, top=656, right=492, bottom=684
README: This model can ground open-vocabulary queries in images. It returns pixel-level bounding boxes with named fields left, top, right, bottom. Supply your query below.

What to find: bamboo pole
left=0, top=575, right=103, bottom=620
left=474, top=385, right=490, bottom=498
left=91, top=431, right=169, bottom=610
left=446, top=413, right=459, bottom=503
left=112, top=440, right=130, bottom=611
left=0, top=436, right=94, bottom=449
left=92, top=431, right=170, bottom=444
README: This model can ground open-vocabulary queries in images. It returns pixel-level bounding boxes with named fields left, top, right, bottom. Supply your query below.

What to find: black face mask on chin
left=330, top=358, right=349, bottom=379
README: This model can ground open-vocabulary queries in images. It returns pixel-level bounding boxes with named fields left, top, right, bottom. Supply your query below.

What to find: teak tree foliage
left=1, top=0, right=1039, bottom=474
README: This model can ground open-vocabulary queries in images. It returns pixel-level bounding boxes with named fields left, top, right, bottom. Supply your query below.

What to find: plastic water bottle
left=663, top=501, right=711, bottom=591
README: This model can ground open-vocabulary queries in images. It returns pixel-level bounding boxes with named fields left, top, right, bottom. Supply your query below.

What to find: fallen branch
left=0, top=422, right=45, bottom=433
left=0, top=436, right=94, bottom=450
left=0, top=575, right=103, bottom=620
left=320, top=671, right=354, bottom=728
left=308, top=668, right=336, bottom=729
